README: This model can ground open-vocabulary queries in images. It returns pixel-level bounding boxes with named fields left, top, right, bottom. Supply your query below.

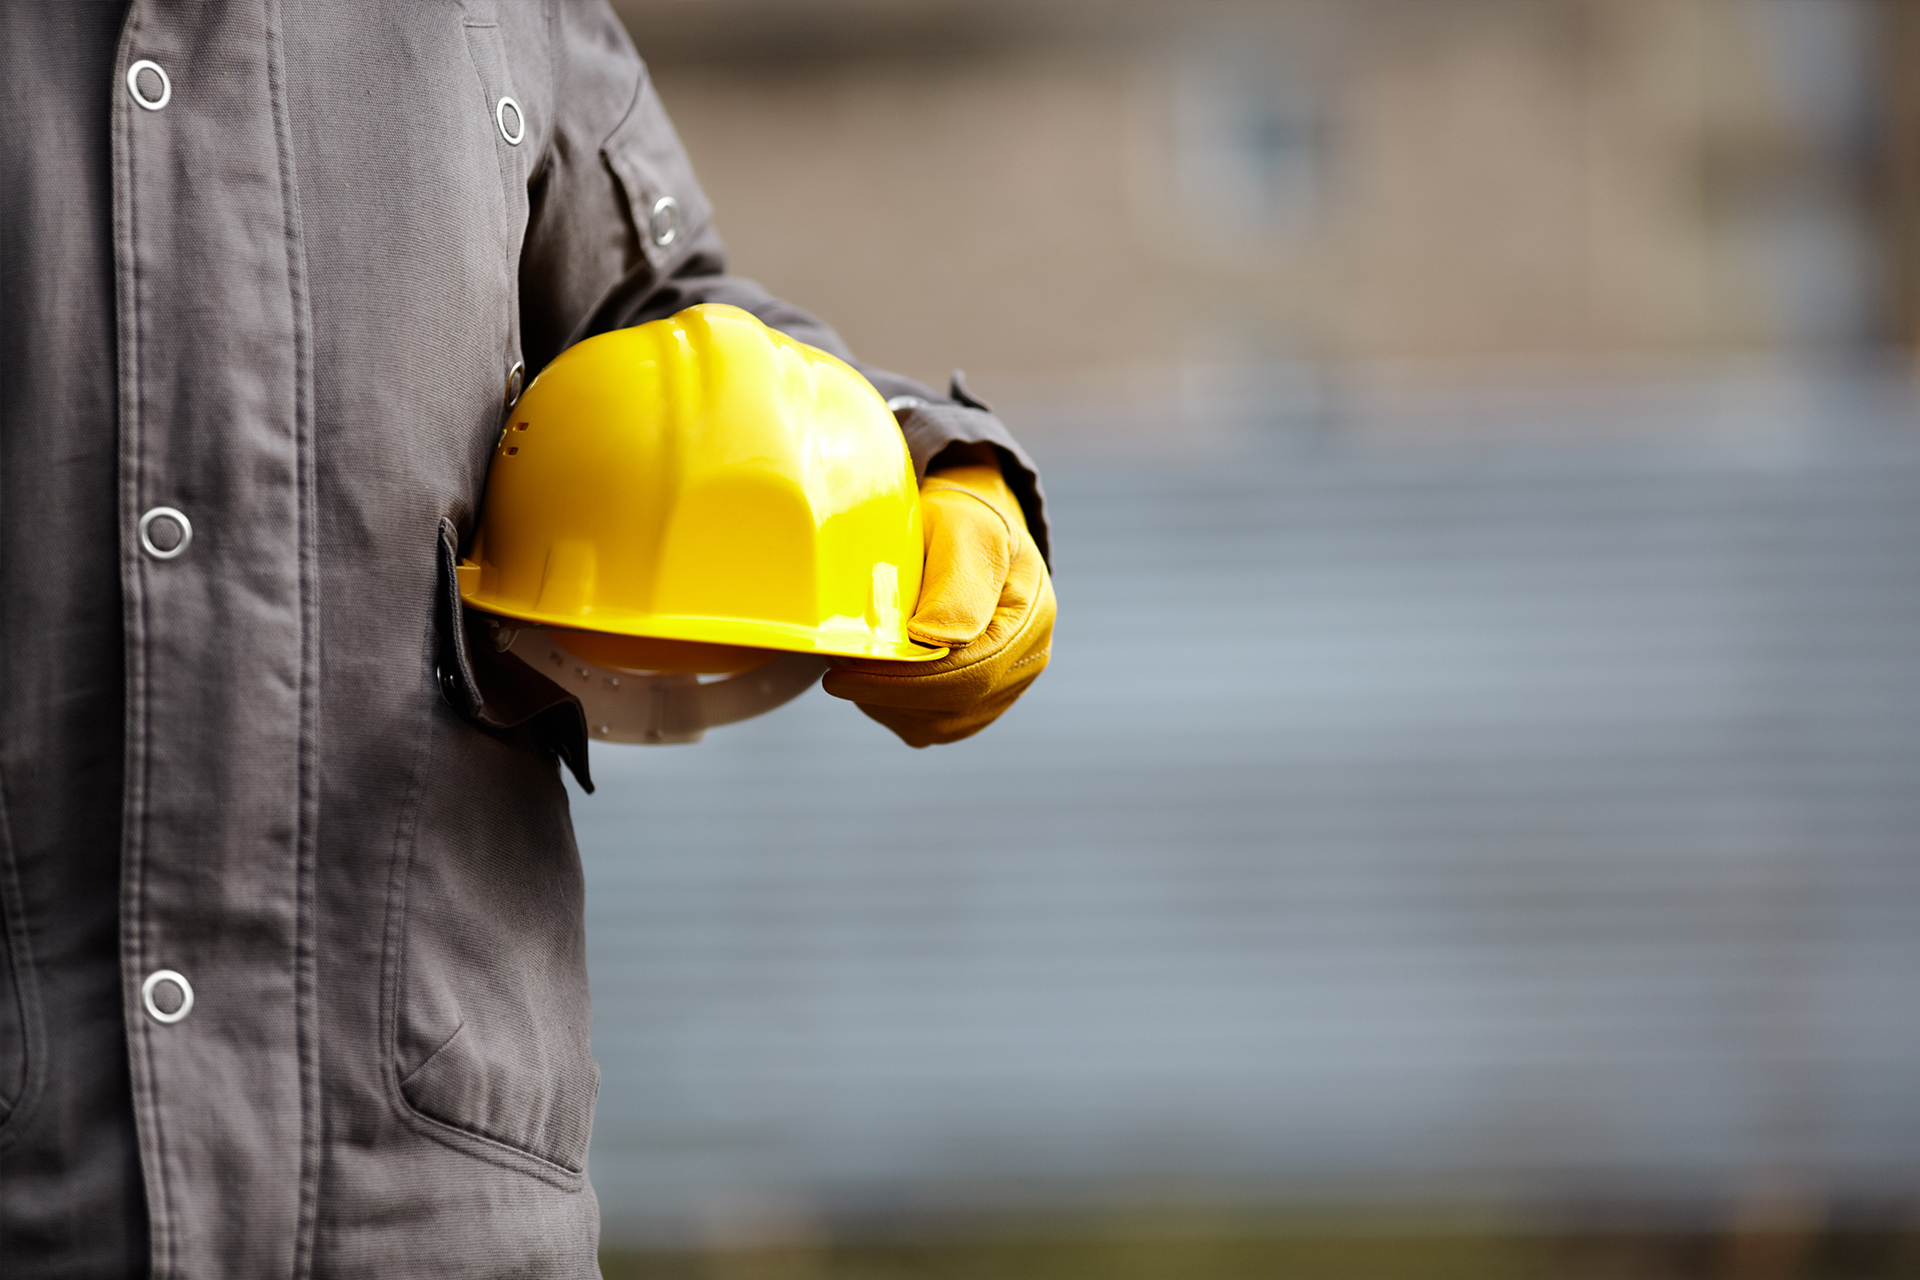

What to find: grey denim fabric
left=0, top=3, right=1045, bottom=1276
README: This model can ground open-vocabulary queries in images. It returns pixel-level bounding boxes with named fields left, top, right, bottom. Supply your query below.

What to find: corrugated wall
left=573, top=376, right=1920, bottom=1241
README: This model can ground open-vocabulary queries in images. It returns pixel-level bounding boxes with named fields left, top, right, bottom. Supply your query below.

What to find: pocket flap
left=601, top=68, right=714, bottom=275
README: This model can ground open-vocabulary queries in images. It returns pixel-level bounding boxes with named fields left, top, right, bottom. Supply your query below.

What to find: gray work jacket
left=0, top=4, right=1044, bottom=1276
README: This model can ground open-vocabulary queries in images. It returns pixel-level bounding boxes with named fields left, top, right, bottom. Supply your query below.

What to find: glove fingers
left=824, top=568, right=1054, bottom=712
left=831, top=460, right=1052, bottom=748
left=907, top=487, right=1011, bottom=648
left=823, top=658, right=994, bottom=711
left=837, top=534, right=1043, bottom=689
left=852, top=673, right=1042, bottom=748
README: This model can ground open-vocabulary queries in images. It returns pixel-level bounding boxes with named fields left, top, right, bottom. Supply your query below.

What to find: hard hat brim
left=460, top=588, right=950, bottom=664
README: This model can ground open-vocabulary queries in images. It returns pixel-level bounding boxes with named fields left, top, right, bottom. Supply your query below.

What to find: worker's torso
left=0, top=3, right=713, bottom=1275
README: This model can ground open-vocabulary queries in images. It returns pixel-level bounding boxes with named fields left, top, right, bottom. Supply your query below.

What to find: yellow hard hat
left=458, top=304, right=947, bottom=670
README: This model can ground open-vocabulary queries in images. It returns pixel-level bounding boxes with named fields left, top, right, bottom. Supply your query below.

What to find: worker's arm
left=520, top=3, right=1052, bottom=743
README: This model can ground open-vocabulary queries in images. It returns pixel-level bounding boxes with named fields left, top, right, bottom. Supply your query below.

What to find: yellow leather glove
left=822, top=460, right=1054, bottom=747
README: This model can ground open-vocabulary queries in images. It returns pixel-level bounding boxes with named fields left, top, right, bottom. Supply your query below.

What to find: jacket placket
left=111, top=1, right=321, bottom=1275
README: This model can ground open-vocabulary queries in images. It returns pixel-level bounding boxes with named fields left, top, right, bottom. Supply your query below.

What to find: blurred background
left=581, top=2, right=1920, bottom=1275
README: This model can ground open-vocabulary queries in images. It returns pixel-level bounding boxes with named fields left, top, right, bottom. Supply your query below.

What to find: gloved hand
left=823, top=458, right=1054, bottom=746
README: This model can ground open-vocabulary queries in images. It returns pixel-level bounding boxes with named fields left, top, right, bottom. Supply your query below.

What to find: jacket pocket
left=391, top=699, right=599, bottom=1174
left=601, top=65, right=714, bottom=280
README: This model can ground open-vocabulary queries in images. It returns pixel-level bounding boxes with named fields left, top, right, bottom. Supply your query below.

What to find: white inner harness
left=499, top=626, right=827, bottom=745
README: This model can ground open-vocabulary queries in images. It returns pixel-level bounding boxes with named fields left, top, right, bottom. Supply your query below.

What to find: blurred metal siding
left=573, top=384, right=1920, bottom=1237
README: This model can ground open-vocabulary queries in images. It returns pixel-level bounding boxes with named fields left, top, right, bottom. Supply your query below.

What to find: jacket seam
left=543, top=0, right=558, bottom=183
left=397, top=1019, right=466, bottom=1089
left=394, top=1074, right=590, bottom=1182
left=0, top=764, right=49, bottom=1149
left=601, top=58, right=645, bottom=153
left=262, top=0, right=325, bottom=1271
left=598, top=67, right=710, bottom=281
left=461, top=15, right=527, bottom=382
left=377, top=613, right=449, bottom=1169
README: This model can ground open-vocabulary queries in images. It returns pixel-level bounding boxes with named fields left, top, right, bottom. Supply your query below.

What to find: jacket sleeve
left=519, top=0, right=1050, bottom=562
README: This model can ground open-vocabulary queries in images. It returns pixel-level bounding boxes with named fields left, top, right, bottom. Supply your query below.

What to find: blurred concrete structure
left=580, top=0, right=1920, bottom=1254
left=615, top=0, right=1887, bottom=452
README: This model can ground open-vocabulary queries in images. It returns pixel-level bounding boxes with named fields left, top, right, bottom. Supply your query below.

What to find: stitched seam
left=872, top=589, right=1050, bottom=683
left=920, top=481, right=1017, bottom=546
left=512, top=0, right=559, bottom=191
left=461, top=19, right=526, bottom=374
left=397, top=1020, right=467, bottom=1089
left=396, top=1089, right=589, bottom=1179
left=1007, top=647, right=1051, bottom=673
left=112, top=11, right=180, bottom=1266
left=397, top=1021, right=587, bottom=1175
left=0, top=749, right=47, bottom=1148
left=262, top=1, right=325, bottom=1270
left=378, top=612, right=453, bottom=1175
left=598, top=72, right=708, bottom=278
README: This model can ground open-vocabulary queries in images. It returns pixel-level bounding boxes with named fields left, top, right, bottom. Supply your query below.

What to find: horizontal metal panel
left=574, top=392, right=1920, bottom=1233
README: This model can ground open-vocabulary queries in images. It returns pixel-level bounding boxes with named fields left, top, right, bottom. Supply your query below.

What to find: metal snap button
left=648, top=195, right=680, bottom=248
left=127, top=59, right=171, bottom=111
left=505, top=360, right=525, bottom=408
left=141, top=969, right=194, bottom=1024
left=435, top=661, right=462, bottom=709
left=138, top=506, right=192, bottom=560
left=496, top=96, right=524, bottom=146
